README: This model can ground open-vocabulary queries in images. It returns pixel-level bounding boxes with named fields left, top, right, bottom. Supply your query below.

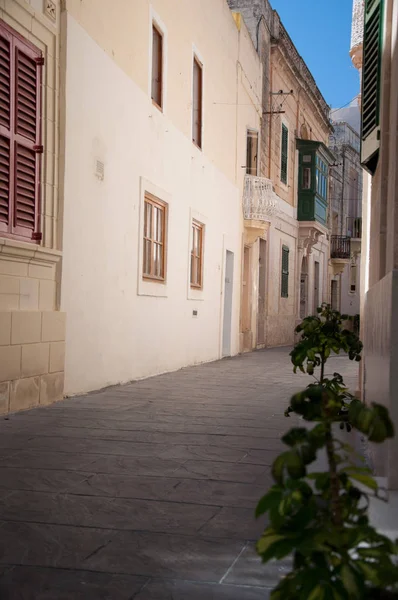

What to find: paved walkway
left=0, top=348, right=358, bottom=599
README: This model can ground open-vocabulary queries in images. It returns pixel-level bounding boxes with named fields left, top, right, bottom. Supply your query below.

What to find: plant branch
left=325, top=422, right=343, bottom=527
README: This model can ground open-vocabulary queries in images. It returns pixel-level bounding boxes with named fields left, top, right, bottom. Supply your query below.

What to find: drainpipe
left=296, top=85, right=302, bottom=135
left=268, top=57, right=273, bottom=180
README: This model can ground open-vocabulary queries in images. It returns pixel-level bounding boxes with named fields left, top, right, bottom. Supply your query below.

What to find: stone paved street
left=0, top=347, right=358, bottom=599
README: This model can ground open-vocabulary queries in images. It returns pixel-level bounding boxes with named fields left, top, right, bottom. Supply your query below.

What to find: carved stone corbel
left=298, top=225, right=324, bottom=257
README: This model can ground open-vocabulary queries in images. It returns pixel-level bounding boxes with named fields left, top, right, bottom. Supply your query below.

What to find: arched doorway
left=300, top=256, right=308, bottom=319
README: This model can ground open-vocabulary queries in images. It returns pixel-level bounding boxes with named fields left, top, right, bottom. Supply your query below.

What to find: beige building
left=351, top=0, right=398, bottom=489
left=0, top=0, right=65, bottom=414
left=59, top=1, right=263, bottom=396
left=328, top=116, right=363, bottom=318
left=0, top=0, right=265, bottom=404
left=229, top=0, right=334, bottom=352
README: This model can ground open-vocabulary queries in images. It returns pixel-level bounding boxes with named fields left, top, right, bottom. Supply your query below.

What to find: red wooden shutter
left=0, top=20, right=42, bottom=241
left=0, top=29, right=11, bottom=231
left=14, top=42, right=42, bottom=240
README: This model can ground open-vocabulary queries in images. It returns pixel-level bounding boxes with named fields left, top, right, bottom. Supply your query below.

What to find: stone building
left=351, top=0, right=398, bottom=489
left=228, top=0, right=334, bottom=351
left=0, top=0, right=65, bottom=414
left=0, top=0, right=264, bottom=403
left=328, top=116, right=363, bottom=317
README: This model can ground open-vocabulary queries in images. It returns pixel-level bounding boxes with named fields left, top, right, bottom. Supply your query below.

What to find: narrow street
left=0, top=348, right=358, bottom=599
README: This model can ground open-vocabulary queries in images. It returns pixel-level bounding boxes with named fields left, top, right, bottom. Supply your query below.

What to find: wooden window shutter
left=192, top=57, right=203, bottom=148
left=281, top=124, right=288, bottom=184
left=0, top=28, right=12, bottom=231
left=151, top=25, right=163, bottom=109
left=0, top=20, right=43, bottom=242
left=281, top=245, right=289, bottom=298
left=361, top=0, right=383, bottom=175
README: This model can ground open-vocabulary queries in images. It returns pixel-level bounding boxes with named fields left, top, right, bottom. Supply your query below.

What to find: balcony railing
left=243, top=174, right=279, bottom=220
left=331, top=235, right=351, bottom=259
left=347, top=216, right=362, bottom=239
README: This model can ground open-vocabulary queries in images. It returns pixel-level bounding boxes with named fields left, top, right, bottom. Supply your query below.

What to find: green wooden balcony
left=296, top=139, right=335, bottom=227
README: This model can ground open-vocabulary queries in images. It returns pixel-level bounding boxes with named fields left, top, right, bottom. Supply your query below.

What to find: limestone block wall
left=0, top=310, right=65, bottom=414
left=0, top=0, right=65, bottom=413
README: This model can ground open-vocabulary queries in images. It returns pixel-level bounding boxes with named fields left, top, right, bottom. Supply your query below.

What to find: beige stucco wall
left=0, top=0, right=65, bottom=414
left=63, top=0, right=244, bottom=186
left=269, top=45, right=331, bottom=207
left=361, top=0, right=398, bottom=489
left=257, top=40, right=331, bottom=348
left=60, top=4, right=262, bottom=395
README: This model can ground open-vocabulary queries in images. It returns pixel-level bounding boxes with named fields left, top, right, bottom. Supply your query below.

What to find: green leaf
left=308, top=585, right=325, bottom=600
left=340, top=564, right=360, bottom=598
left=255, top=488, right=282, bottom=518
left=272, top=453, right=289, bottom=484
left=282, top=427, right=308, bottom=447
left=286, top=452, right=306, bottom=479
left=257, top=533, right=286, bottom=555
left=348, top=473, right=378, bottom=491
left=356, top=560, right=380, bottom=585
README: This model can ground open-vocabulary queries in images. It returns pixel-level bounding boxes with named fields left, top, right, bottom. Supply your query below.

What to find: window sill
left=0, top=237, right=62, bottom=266
left=192, top=140, right=202, bottom=152
left=152, top=99, right=163, bottom=113
left=138, top=276, right=168, bottom=298
left=143, top=275, right=166, bottom=284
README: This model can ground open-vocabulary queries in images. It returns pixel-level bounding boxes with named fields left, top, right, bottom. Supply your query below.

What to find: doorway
left=222, top=250, right=234, bottom=357
left=300, top=256, right=308, bottom=319
left=257, top=239, right=267, bottom=345
left=314, top=261, right=320, bottom=313
left=242, top=246, right=251, bottom=334
left=331, top=279, right=339, bottom=310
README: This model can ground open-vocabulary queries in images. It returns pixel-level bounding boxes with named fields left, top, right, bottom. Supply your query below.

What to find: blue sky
left=271, top=0, right=359, bottom=109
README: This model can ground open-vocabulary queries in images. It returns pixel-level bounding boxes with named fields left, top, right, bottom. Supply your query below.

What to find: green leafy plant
left=256, top=304, right=397, bottom=600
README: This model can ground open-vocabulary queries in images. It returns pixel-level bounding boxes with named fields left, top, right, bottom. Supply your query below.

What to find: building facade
left=0, top=0, right=65, bottom=414
left=59, top=1, right=263, bottom=395
left=229, top=0, right=334, bottom=352
left=351, top=0, right=398, bottom=489
left=0, top=0, right=346, bottom=409
left=328, top=118, right=363, bottom=317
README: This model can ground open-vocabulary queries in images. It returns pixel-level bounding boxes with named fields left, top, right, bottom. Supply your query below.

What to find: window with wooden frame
left=0, top=20, right=43, bottom=243
left=151, top=23, right=163, bottom=110
left=246, top=130, right=258, bottom=176
left=281, top=245, right=289, bottom=298
left=280, top=123, right=289, bottom=185
left=143, top=193, right=167, bottom=282
left=192, top=56, right=203, bottom=148
left=190, top=220, right=204, bottom=289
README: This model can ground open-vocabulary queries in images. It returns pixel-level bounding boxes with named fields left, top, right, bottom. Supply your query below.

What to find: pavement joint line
left=130, top=577, right=151, bottom=599
left=0, top=518, right=260, bottom=541
left=0, top=487, right=230, bottom=509
left=196, top=505, right=224, bottom=534
left=219, top=540, right=249, bottom=584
